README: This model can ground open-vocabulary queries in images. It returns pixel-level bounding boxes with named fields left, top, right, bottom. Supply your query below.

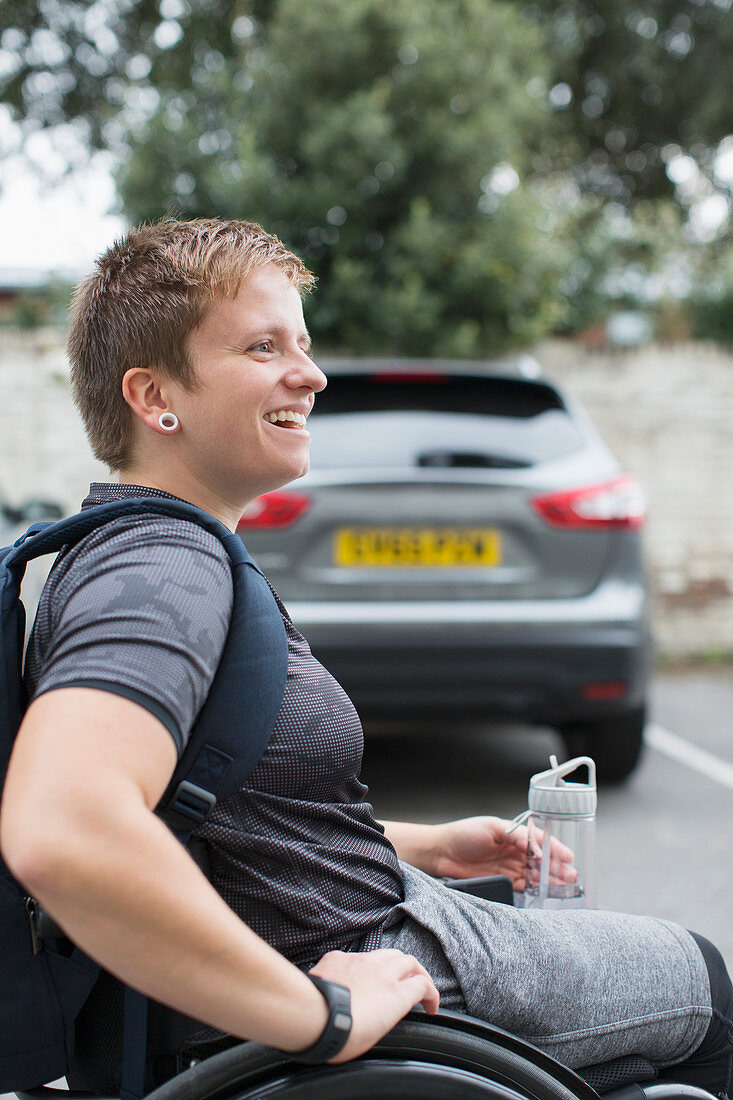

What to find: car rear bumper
left=286, top=585, right=652, bottom=724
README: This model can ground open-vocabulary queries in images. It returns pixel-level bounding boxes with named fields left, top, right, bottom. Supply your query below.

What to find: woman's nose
left=290, top=350, right=327, bottom=393
left=309, top=360, right=328, bottom=393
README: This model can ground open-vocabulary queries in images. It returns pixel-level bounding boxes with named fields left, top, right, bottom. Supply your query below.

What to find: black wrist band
left=293, top=975, right=352, bottom=1063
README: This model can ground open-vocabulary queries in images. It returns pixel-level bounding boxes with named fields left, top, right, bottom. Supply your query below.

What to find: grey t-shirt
left=26, top=483, right=403, bottom=968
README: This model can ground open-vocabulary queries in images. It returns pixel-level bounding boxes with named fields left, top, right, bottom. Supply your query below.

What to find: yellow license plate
left=333, top=527, right=502, bottom=567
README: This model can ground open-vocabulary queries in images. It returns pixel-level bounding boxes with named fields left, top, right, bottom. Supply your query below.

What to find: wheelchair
left=15, top=1010, right=719, bottom=1100
left=14, top=877, right=719, bottom=1100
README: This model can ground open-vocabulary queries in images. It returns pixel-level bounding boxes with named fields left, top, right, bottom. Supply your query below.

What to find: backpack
left=0, top=497, right=288, bottom=1096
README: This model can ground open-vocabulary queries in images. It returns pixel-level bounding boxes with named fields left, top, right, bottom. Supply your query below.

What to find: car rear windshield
left=312, top=373, right=563, bottom=417
left=308, top=373, right=585, bottom=468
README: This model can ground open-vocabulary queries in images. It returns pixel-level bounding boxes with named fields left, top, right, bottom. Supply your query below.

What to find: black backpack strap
left=5, top=496, right=240, bottom=572
left=10, top=494, right=288, bottom=829
left=121, top=988, right=149, bottom=1100
left=158, top=538, right=288, bottom=841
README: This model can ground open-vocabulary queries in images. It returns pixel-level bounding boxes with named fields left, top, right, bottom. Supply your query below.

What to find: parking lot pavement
left=601, top=669, right=733, bottom=962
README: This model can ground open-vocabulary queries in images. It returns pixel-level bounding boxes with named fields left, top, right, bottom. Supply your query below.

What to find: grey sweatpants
left=380, top=863, right=712, bottom=1070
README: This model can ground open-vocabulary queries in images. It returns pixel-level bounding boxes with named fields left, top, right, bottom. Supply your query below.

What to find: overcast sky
left=0, top=133, right=125, bottom=276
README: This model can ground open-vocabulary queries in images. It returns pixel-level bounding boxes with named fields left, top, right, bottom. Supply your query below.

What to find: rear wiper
left=417, top=449, right=530, bottom=470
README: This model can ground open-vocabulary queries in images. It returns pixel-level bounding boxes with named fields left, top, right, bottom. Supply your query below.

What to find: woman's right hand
left=308, top=948, right=440, bottom=1062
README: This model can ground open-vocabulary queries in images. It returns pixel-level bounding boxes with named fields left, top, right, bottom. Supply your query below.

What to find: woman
left=1, top=218, right=731, bottom=1094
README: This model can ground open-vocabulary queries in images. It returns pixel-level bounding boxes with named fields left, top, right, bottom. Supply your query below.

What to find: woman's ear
left=122, top=368, right=180, bottom=436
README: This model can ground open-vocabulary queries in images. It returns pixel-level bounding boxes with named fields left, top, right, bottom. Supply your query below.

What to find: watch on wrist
left=294, top=974, right=352, bottom=1063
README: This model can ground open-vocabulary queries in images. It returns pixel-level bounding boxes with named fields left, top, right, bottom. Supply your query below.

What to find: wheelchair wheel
left=146, top=1011, right=599, bottom=1100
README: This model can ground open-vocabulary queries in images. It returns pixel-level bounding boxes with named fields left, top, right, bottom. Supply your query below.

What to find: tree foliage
left=3, top=0, right=732, bottom=348
left=524, top=0, right=733, bottom=203
left=114, top=0, right=574, bottom=352
left=5, top=0, right=733, bottom=198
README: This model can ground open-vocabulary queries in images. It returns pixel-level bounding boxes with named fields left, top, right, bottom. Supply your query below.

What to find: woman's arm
left=1, top=689, right=439, bottom=1062
left=380, top=820, right=445, bottom=874
left=381, top=817, right=575, bottom=891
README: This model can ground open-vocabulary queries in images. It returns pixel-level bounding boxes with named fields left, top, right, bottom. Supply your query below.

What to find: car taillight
left=581, top=681, right=628, bottom=700
left=237, top=490, right=311, bottom=529
left=531, top=475, right=645, bottom=531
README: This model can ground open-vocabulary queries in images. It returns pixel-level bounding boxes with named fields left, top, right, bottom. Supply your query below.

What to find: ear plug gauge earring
left=159, top=412, right=179, bottom=432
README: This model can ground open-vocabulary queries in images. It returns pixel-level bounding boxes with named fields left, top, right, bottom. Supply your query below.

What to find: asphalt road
left=361, top=668, right=733, bottom=967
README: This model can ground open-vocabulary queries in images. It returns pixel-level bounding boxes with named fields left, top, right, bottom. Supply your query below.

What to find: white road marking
left=645, top=723, right=733, bottom=791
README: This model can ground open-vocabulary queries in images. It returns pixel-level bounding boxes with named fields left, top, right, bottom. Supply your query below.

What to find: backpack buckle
left=165, top=780, right=217, bottom=832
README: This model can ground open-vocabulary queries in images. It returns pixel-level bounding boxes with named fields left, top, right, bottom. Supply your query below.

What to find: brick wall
left=1, top=329, right=731, bottom=657
left=0, top=329, right=107, bottom=509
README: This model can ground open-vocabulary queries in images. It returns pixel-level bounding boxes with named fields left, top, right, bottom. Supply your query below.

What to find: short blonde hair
left=68, top=217, right=316, bottom=469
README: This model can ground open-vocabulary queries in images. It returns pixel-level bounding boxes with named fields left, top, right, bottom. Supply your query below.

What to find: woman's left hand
left=430, top=816, right=575, bottom=892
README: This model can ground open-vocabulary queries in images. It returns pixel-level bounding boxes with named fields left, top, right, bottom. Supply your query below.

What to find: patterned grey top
left=25, top=483, right=403, bottom=968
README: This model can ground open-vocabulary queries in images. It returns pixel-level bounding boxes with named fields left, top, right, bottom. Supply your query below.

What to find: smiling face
left=170, top=263, right=327, bottom=512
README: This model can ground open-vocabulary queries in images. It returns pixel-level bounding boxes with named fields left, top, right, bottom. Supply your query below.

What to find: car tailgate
left=243, top=476, right=611, bottom=602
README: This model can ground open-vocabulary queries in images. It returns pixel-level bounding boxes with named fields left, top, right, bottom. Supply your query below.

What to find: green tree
left=690, top=240, right=733, bottom=342
left=5, top=0, right=732, bottom=345
left=525, top=0, right=733, bottom=203
left=5, top=0, right=733, bottom=203
left=0, top=0, right=267, bottom=154
left=118, top=0, right=572, bottom=353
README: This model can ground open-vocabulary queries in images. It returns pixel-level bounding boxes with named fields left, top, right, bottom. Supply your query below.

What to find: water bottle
left=507, top=755, right=597, bottom=910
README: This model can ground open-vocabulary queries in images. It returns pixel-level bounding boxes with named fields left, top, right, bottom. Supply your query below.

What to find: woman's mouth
left=263, top=410, right=308, bottom=429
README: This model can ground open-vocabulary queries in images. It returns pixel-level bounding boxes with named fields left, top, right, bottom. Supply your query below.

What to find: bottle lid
left=527, top=755, right=597, bottom=817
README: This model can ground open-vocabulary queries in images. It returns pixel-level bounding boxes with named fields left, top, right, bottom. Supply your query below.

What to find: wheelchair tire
left=145, top=1011, right=599, bottom=1100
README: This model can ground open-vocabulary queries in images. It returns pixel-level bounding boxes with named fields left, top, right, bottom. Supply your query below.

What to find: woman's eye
left=251, top=341, right=272, bottom=353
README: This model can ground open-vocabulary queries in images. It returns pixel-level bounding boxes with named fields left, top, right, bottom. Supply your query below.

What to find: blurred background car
left=240, top=357, right=652, bottom=782
left=1, top=494, right=65, bottom=632
left=0, top=495, right=64, bottom=542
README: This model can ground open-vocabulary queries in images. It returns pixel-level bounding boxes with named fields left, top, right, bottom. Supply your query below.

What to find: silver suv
left=240, top=358, right=651, bottom=782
